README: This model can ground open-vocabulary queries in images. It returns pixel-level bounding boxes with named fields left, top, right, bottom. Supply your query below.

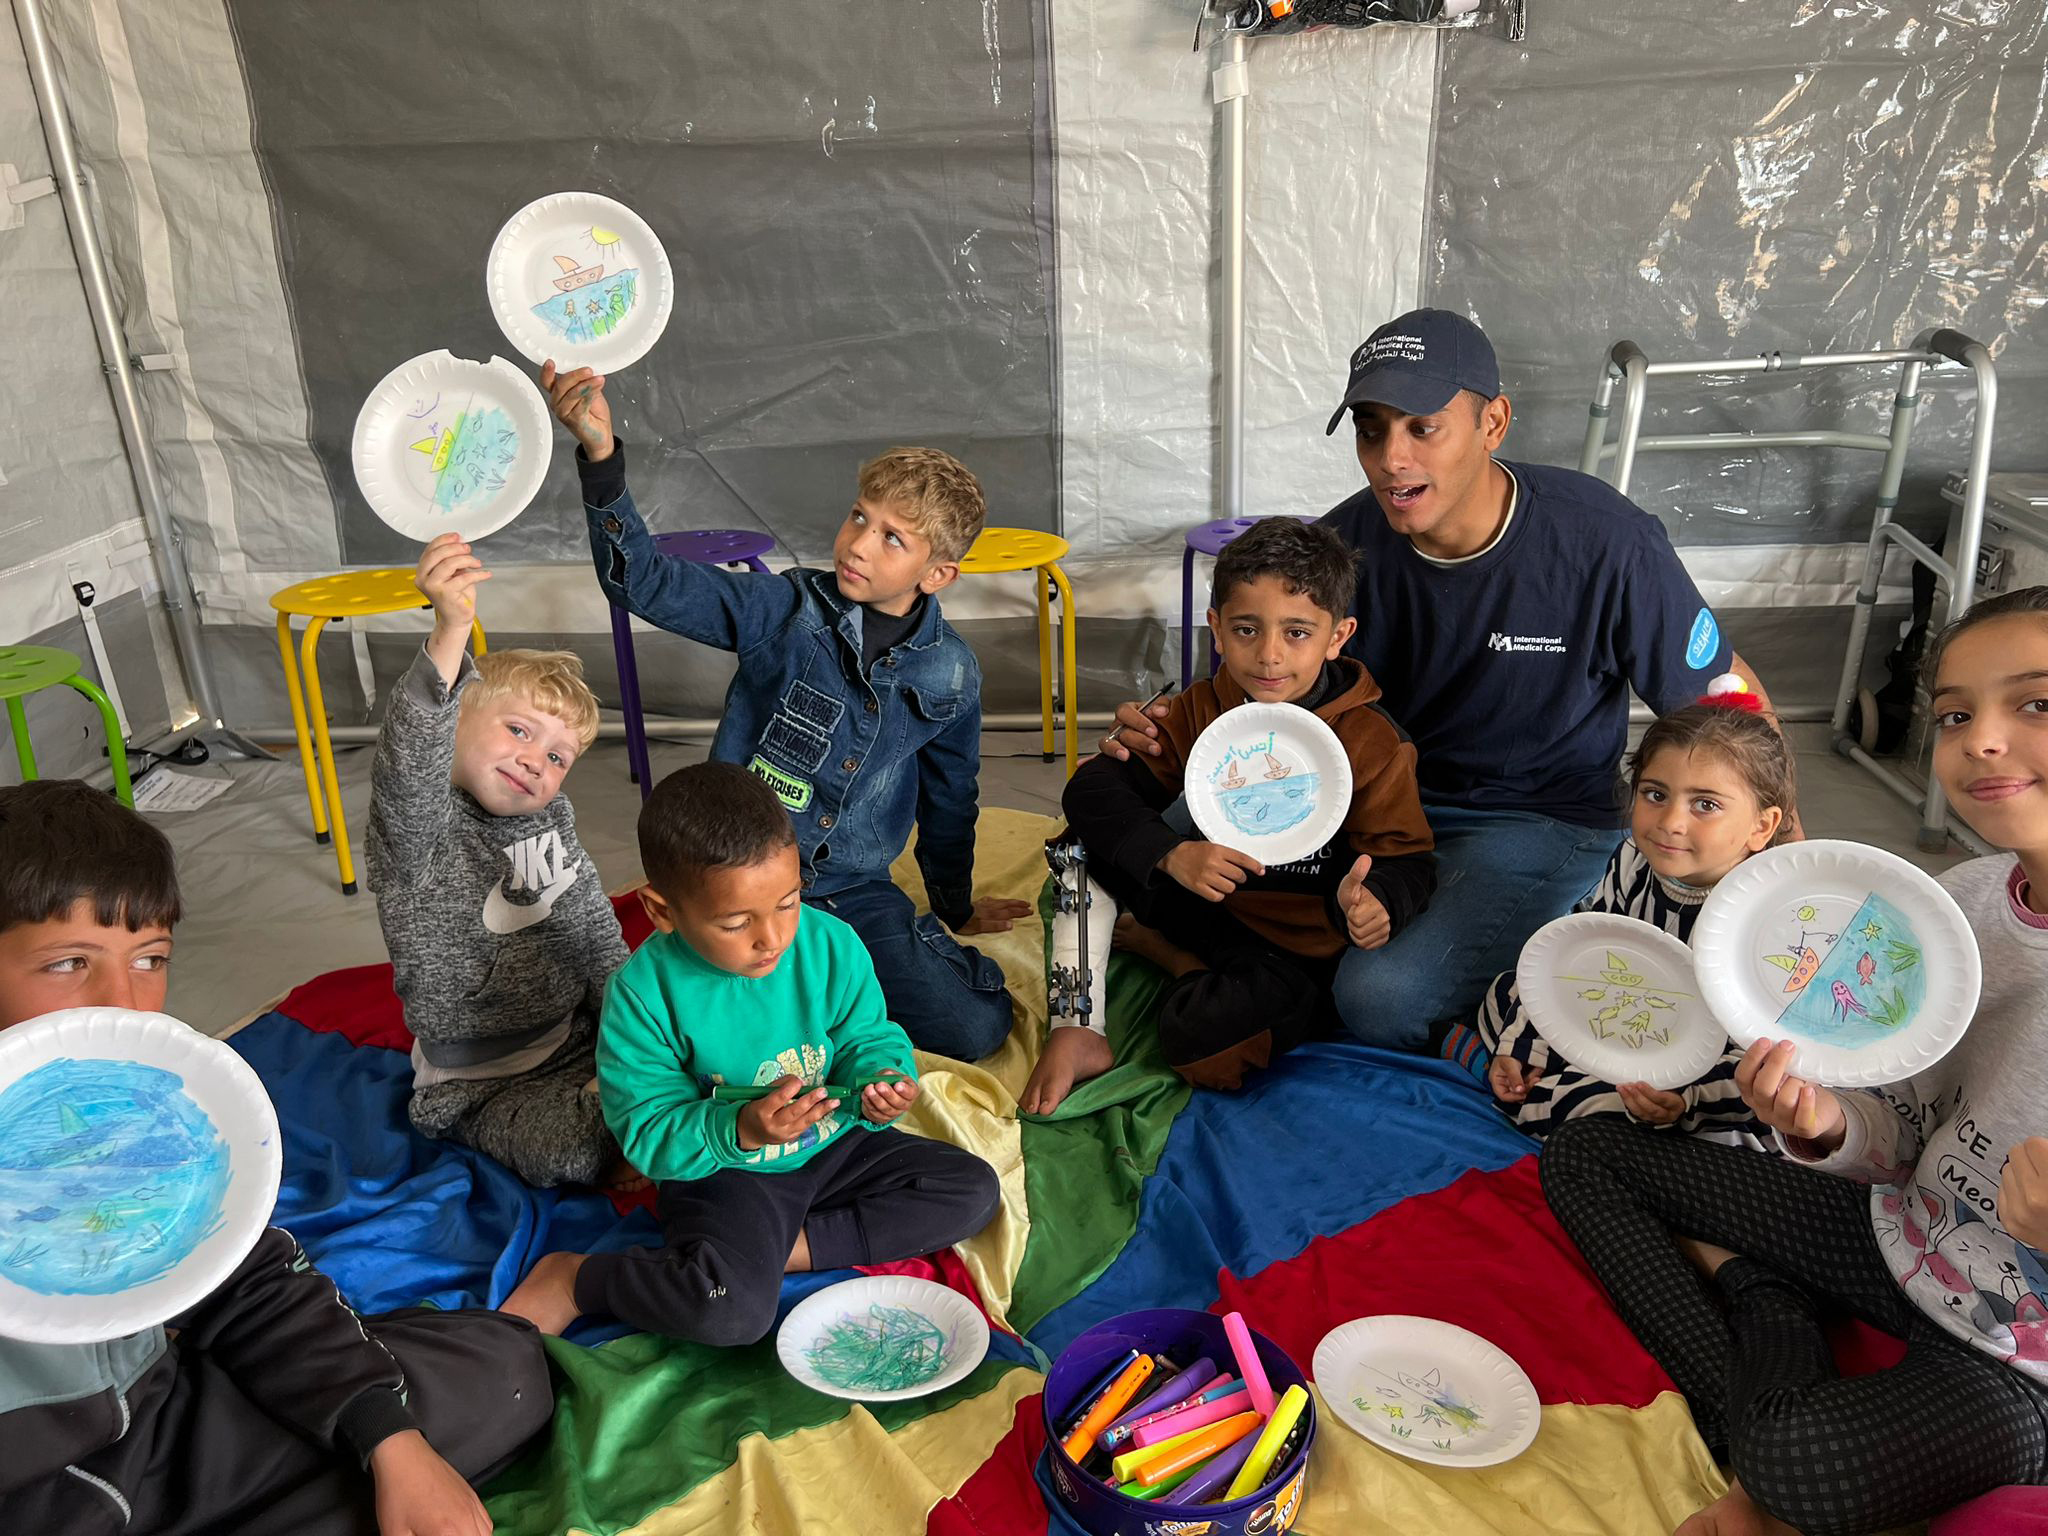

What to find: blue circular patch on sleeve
left=1686, top=608, right=1721, bottom=670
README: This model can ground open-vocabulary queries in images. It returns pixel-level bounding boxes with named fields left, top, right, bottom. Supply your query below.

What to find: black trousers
left=1, top=1308, right=551, bottom=1536
left=575, top=1127, right=1000, bottom=1345
left=1541, top=1115, right=2048, bottom=1535
left=1096, top=865, right=1336, bottom=1089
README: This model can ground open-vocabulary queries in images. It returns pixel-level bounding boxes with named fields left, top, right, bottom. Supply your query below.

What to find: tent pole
left=1216, top=30, right=1249, bottom=522
left=14, top=0, right=224, bottom=724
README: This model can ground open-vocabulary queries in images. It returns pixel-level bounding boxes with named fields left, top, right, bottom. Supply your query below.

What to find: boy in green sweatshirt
left=499, top=762, right=1001, bottom=1343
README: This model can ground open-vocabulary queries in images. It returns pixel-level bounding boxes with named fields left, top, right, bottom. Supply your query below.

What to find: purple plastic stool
left=610, top=528, right=774, bottom=797
left=1181, top=517, right=1314, bottom=687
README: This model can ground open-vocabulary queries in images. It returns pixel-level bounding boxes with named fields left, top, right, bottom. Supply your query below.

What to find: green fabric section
left=1007, top=875, right=1191, bottom=1335
left=484, top=1332, right=1022, bottom=1535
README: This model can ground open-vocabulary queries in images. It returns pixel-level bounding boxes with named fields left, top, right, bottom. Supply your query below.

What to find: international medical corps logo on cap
left=1327, top=308, right=1502, bottom=434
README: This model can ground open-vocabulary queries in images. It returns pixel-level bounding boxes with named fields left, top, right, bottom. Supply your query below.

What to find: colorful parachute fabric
left=227, top=809, right=1732, bottom=1534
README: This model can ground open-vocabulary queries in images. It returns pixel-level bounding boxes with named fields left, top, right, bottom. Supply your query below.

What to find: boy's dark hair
left=1625, top=703, right=1796, bottom=846
left=0, top=779, right=182, bottom=934
left=1925, top=585, right=2048, bottom=687
left=1210, top=517, right=1359, bottom=620
left=639, top=761, right=798, bottom=896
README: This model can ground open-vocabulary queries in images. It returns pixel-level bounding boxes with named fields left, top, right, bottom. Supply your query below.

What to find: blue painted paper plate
left=1186, top=702, right=1352, bottom=869
left=775, top=1274, right=988, bottom=1403
left=0, top=1009, right=281, bottom=1344
left=1691, top=840, right=1981, bottom=1088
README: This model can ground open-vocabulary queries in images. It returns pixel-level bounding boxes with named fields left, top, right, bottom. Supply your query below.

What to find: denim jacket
left=581, top=444, right=982, bottom=925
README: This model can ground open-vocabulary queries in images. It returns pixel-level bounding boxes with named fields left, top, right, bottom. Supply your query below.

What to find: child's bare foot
left=1021, top=1026, right=1115, bottom=1115
left=499, top=1252, right=587, bottom=1336
left=1675, top=1478, right=1801, bottom=1536
left=1675, top=1235, right=1742, bottom=1280
left=602, top=1156, right=651, bottom=1193
left=1111, top=913, right=1206, bottom=979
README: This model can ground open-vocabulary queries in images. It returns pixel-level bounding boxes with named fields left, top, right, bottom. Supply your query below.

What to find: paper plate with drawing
left=0, top=1009, right=282, bottom=1345
left=776, top=1273, right=990, bottom=1403
left=350, top=350, right=554, bottom=542
left=1513, top=912, right=1726, bottom=1090
left=487, top=191, right=675, bottom=374
left=1691, top=840, right=1981, bottom=1088
left=1185, top=703, right=1352, bottom=869
left=1314, top=1315, right=1539, bottom=1469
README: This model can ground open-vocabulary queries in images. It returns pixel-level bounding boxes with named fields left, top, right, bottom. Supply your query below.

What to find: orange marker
left=1061, top=1355, right=1155, bottom=1464
left=1135, top=1409, right=1262, bottom=1487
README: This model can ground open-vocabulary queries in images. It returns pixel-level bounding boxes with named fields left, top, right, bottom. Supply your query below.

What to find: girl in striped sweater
left=1442, top=679, right=1794, bottom=1148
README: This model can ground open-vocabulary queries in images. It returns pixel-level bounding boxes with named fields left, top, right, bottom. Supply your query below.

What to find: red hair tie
left=1698, top=672, right=1764, bottom=713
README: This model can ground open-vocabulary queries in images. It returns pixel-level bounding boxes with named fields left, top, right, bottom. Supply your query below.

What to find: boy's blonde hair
left=462, top=649, right=602, bottom=751
left=857, top=447, right=987, bottom=564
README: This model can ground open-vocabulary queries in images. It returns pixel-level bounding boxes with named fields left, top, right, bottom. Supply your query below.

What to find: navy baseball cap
left=1324, top=309, right=1501, bottom=434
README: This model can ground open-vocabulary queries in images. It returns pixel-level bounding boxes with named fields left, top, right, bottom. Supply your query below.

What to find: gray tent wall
left=3, top=1, right=2042, bottom=774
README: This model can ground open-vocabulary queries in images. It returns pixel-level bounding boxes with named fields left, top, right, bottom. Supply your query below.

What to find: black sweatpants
left=1541, top=1115, right=2048, bottom=1535
left=2, top=1307, right=551, bottom=1536
left=575, top=1127, right=1000, bottom=1345
left=1095, top=863, right=1336, bottom=1089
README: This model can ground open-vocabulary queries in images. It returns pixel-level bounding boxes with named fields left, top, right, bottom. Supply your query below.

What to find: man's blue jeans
left=1333, top=803, right=1621, bottom=1051
left=810, top=881, right=1015, bottom=1063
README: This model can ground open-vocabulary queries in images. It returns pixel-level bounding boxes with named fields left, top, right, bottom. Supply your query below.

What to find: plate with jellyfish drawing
left=0, top=1009, right=281, bottom=1345
left=1691, top=840, right=1980, bottom=1088
left=487, top=191, right=674, bottom=373
left=351, top=350, right=554, bottom=542
left=1185, top=703, right=1352, bottom=869
left=1515, top=913, right=1727, bottom=1090
left=776, top=1274, right=989, bottom=1403
left=1314, top=1316, right=1539, bottom=1468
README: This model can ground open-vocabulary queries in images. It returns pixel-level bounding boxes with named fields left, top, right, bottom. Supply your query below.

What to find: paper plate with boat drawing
left=1513, top=912, right=1726, bottom=1089
left=1185, top=703, right=1352, bottom=869
left=0, top=1009, right=281, bottom=1345
left=351, top=351, right=553, bottom=541
left=1691, top=840, right=1981, bottom=1087
left=487, top=191, right=674, bottom=373
left=1314, top=1315, right=1539, bottom=1469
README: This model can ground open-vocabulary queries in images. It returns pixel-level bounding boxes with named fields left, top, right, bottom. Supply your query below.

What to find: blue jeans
left=810, top=881, right=1015, bottom=1062
left=1333, top=804, right=1620, bottom=1051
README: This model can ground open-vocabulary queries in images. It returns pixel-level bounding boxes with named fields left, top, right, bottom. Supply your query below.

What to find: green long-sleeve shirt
left=596, top=906, right=918, bottom=1181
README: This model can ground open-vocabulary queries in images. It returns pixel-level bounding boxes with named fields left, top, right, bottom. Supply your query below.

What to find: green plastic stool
left=0, top=644, right=133, bottom=806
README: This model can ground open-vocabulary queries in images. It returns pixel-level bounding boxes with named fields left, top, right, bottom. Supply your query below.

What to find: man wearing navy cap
left=1107, top=309, right=1782, bottom=1050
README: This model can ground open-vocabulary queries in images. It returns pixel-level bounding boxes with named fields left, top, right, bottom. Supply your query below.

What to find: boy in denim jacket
left=545, top=362, right=1028, bottom=1062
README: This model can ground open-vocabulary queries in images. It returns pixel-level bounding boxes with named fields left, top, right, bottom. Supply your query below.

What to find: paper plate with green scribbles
left=776, top=1274, right=988, bottom=1403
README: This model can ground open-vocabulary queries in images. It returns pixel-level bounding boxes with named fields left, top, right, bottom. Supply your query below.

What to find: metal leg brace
left=1046, top=838, right=1114, bottom=1036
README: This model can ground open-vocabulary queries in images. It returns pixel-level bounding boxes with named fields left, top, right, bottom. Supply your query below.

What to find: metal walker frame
left=1578, top=330, right=1999, bottom=854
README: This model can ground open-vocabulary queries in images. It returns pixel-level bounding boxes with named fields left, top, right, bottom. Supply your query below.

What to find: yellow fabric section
left=890, top=807, right=1061, bottom=1329
left=614, top=1362, right=1041, bottom=1536
left=1297, top=1390, right=1727, bottom=1535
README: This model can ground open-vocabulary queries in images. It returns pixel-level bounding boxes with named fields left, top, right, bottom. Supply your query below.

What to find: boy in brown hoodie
left=1024, top=519, right=1436, bottom=1112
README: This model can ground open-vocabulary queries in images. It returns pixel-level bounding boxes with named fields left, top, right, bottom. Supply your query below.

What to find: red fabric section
left=926, top=1388, right=1049, bottom=1536
left=1932, top=1486, right=2048, bottom=1534
left=858, top=1249, right=1015, bottom=1341
left=1216, top=1157, right=1675, bottom=1409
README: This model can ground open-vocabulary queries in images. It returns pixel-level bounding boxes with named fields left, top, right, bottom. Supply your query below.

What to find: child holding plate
left=1542, top=586, right=2048, bottom=1536
left=1440, top=677, right=1793, bottom=1150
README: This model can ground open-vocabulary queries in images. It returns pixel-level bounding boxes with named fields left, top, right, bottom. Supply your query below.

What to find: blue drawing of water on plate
left=1217, top=774, right=1321, bottom=839
left=531, top=268, right=640, bottom=348
left=427, top=406, right=518, bottom=514
left=1768, top=891, right=1928, bottom=1050
left=0, top=1059, right=230, bottom=1296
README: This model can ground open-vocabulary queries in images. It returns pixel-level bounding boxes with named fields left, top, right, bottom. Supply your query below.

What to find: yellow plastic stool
left=958, top=528, right=1078, bottom=776
left=271, top=570, right=485, bottom=894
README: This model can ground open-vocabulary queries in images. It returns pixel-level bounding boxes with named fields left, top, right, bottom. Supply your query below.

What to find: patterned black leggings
left=1541, top=1116, right=2048, bottom=1536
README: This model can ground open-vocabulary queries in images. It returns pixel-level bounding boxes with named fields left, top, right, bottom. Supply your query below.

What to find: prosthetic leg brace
left=1046, top=837, right=1116, bottom=1039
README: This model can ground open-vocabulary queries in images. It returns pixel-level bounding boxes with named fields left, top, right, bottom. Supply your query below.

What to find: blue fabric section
left=1026, top=1042, right=1534, bottom=1359
left=228, top=1013, right=1037, bottom=1369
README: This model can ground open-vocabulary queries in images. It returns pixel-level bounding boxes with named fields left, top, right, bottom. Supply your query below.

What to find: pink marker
left=1222, top=1311, right=1276, bottom=1417
left=1129, top=1381, right=1253, bottom=1448
left=1100, top=1370, right=1234, bottom=1454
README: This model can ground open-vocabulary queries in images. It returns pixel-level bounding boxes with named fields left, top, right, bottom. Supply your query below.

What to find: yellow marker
left=1224, top=1383, right=1308, bottom=1500
left=1110, top=1422, right=1212, bottom=1485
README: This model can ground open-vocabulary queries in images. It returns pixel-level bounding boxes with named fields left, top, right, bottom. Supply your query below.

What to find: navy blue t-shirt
left=1320, top=459, right=1732, bottom=828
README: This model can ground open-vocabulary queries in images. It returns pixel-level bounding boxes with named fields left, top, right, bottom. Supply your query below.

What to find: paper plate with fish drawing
left=351, top=350, right=554, bottom=542
left=1314, top=1315, right=1539, bottom=1468
left=1185, top=703, right=1352, bottom=869
left=1514, top=913, right=1726, bottom=1090
left=1691, top=840, right=1980, bottom=1088
left=776, top=1274, right=989, bottom=1403
left=487, top=191, right=674, bottom=373
left=0, top=1009, right=281, bottom=1345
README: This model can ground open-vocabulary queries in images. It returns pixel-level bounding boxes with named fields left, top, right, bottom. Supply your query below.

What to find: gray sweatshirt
left=1789, top=854, right=2048, bottom=1384
left=365, top=649, right=628, bottom=1081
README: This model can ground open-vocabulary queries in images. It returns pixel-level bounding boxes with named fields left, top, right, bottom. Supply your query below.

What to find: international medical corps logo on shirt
left=1486, top=630, right=1567, bottom=655
left=1686, top=608, right=1721, bottom=670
